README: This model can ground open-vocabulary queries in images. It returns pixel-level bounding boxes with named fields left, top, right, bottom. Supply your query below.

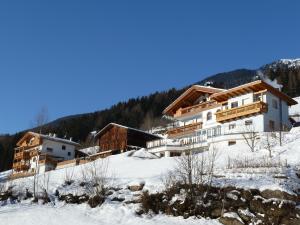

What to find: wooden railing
left=38, top=154, right=58, bottom=166
left=216, top=101, right=268, bottom=123
left=174, top=101, right=219, bottom=118
left=12, top=161, right=30, bottom=171
left=168, top=122, right=202, bottom=138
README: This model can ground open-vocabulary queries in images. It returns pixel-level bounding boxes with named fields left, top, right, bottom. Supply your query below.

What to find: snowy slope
left=290, top=96, right=300, bottom=116
left=2, top=130, right=300, bottom=224
left=0, top=202, right=220, bottom=225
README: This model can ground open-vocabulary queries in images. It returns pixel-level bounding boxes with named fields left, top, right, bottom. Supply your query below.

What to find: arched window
left=207, top=112, right=212, bottom=121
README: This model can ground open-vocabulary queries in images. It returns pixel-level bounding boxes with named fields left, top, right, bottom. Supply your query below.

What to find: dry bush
left=81, top=158, right=111, bottom=196
left=64, top=167, right=75, bottom=185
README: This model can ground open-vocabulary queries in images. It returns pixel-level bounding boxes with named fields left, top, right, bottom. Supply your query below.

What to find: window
left=228, top=140, right=236, bottom=146
left=62, top=145, right=66, bottom=150
left=242, top=98, right=249, bottom=105
left=206, top=112, right=212, bottom=121
left=245, top=120, right=253, bottom=126
left=254, top=94, right=262, bottom=102
left=272, top=99, right=278, bottom=109
left=46, top=147, right=53, bottom=152
left=229, top=124, right=236, bottom=130
left=269, top=120, right=275, bottom=131
left=231, top=101, right=238, bottom=108
left=67, top=152, right=71, bottom=156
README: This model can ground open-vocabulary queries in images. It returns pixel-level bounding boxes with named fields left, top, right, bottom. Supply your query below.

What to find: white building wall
left=41, top=139, right=76, bottom=160
left=263, top=92, right=291, bottom=131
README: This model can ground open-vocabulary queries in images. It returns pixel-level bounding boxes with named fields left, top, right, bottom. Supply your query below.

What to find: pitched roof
left=95, top=123, right=162, bottom=139
left=16, top=131, right=80, bottom=147
left=210, top=80, right=297, bottom=106
left=163, top=85, right=225, bottom=116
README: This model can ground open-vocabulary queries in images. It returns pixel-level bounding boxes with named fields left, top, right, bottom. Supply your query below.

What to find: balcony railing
left=167, top=122, right=202, bottom=138
left=38, top=154, right=59, bottom=166
left=216, top=101, right=268, bottom=123
left=12, top=161, right=30, bottom=171
left=174, top=101, right=219, bottom=118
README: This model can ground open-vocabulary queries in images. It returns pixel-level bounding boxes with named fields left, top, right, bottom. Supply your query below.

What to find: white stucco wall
left=41, top=139, right=76, bottom=160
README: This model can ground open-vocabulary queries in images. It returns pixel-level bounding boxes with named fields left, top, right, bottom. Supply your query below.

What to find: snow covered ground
left=1, top=128, right=300, bottom=224
left=0, top=202, right=220, bottom=225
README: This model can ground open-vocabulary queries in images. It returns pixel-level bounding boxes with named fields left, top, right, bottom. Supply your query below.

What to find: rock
left=128, top=183, right=145, bottom=192
left=260, top=189, right=298, bottom=202
left=88, top=195, right=105, bottom=208
left=60, top=194, right=89, bottom=204
left=111, top=197, right=125, bottom=202
left=240, top=190, right=253, bottom=202
left=280, top=217, right=300, bottom=225
left=237, top=208, right=255, bottom=223
left=219, top=212, right=244, bottom=225
left=211, top=207, right=223, bottom=218
left=135, top=208, right=144, bottom=216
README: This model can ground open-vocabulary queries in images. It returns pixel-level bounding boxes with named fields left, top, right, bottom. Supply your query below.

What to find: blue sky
left=0, top=0, right=299, bottom=134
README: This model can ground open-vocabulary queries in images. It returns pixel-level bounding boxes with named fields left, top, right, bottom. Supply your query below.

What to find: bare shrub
left=64, top=168, right=75, bottom=185
left=81, top=159, right=111, bottom=196
left=242, top=125, right=260, bottom=152
left=172, top=145, right=218, bottom=199
left=226, top=155, right=286, bottom=169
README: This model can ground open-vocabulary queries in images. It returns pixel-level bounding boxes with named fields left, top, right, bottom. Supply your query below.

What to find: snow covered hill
left=1, top=129, right=300, bottom=224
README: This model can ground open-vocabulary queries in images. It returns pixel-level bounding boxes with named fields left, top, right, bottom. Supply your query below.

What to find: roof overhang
left=163, top=85, right=225, bottom=116
left=210, top=80, right=297, bottom=106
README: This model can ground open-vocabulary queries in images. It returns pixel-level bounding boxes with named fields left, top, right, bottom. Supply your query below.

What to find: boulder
left=260, top=189, right=298, bottom=202
left=88, top=195, right=105, bottom=208
left=128, top=183, right=145, bottom=192
left=219, top=212, right=244, bottom=225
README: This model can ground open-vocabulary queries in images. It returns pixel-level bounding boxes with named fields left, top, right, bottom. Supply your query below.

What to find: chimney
left=69, top=137, right=73, bottom=141
left=53, top=133, right=56, bottom=138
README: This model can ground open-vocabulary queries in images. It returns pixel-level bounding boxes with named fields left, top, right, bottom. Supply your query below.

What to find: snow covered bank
left=0, top=202, right=220, bottom=225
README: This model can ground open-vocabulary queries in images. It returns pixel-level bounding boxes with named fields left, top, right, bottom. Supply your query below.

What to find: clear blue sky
left=0, top=0, right=299, bottom=134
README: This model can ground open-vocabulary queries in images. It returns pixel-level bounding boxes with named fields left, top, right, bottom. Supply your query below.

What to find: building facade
left=12, top=132, right=80, bottom=175
left=147, top=80, right=297, bottom=157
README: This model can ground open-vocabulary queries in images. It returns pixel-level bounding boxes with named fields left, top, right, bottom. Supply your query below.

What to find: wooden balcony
left=168, top=122, right=202, bottom=138
left=174, top=101, right=219, bottom=118
left=38, top=154, right=58, bottom=166
left=14, top=149, right=38, bottom=160
left=14, top=151, right=30, bottom=160
left=13, top=161, right=30, bottom=171
left=216, top=101, right=268, bottom=123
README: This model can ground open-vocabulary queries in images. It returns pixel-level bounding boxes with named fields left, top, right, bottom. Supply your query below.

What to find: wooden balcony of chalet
left=168, top=122, right=202, bottom=138
left=216, top=101, right=268, bottom=123
left=174, top=101, right=219, bottom=118
left=38, top=154, right=59, bottom=166
left=14, top=147, right=39, bottom=160
left=12, top=161, right=30, bottom=171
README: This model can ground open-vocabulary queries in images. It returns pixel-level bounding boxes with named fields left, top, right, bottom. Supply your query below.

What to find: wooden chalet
left=95, top=123, right=162, bottom=153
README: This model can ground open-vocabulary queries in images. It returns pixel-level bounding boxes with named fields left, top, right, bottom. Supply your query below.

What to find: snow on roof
left=95, top=123, right=162, bottom=139
left=28, top=132, right=80, bottom=146
left=78, top=146, right=100, bottom=156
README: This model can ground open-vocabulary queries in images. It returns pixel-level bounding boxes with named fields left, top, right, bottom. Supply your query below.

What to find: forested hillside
left=1, top=59, right=299, bottom=172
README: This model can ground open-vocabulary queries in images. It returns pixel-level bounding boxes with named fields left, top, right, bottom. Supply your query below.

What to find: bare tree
left=173, top=146, right=218, bottom=200
left=242, top=125, right=260, bottom=152
left=81, top=159, right=111, bottom=196
left=261, top=132, right=278, bottom=158
left=34, top=106, right=49, bottom=133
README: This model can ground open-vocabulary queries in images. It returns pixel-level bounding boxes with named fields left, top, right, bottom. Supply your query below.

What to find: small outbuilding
left=95, top=123, right=162, bottom=153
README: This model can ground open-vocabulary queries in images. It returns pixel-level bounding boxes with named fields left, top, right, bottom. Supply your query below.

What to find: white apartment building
left=147, top=80, right=297, bottom=157
left=13, top=132, right=80, bottom=174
